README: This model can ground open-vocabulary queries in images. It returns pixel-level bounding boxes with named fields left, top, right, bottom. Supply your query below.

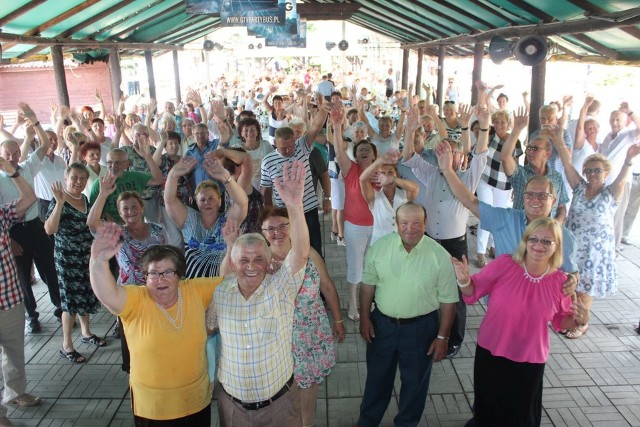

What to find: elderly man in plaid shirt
left=0, top=156, right=42, bottom=426
left=207, top=160, right=309, bottom=427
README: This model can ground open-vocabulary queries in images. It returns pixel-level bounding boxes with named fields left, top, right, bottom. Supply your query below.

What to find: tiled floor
left=3, top=214, right=640, bottom=426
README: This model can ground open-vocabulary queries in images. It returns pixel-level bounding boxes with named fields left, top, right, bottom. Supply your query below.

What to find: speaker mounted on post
left=514, top=34, right=548, bottom=66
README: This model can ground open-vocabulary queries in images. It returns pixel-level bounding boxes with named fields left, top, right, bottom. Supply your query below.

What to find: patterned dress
left=46, top=197, right=100, bottom=315
left=181, top=207, right=227, bottom=278
left=292, top=259, right=336, bottom=388
left=117, top=222, right=165, bottom=285
left=565, top=181, right=618, bottom=297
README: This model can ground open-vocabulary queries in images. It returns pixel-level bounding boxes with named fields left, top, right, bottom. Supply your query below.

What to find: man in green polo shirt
left=357, top=202, right=458, bottom=427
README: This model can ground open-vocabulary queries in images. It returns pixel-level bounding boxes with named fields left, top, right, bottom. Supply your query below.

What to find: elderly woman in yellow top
left=89, top=226, right=223, bottom=424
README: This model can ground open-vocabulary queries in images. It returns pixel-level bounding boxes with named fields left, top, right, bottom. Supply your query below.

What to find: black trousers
left=430, top=234, right=468, bottom=347
left=305, top=207, right=323, bottom=257
left=9, top=218, right=61, bottom=320
left=131, top=389, right=211, bottom=426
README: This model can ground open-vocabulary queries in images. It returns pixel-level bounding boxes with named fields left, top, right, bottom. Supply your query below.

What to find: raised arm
left=152, top=132, right=167, bottom=166
left=86, top=173, right=117, bottom=231
left=211, top=148, right=254, bottom=194
left=164, top=156, right=196, bottom=229
left=573, top=95, right=594, bottom=151
left=559, top=96, right=572, bottom=131
left=545, top=125, right=582, bottom=190
left=458, top=104, right=473, bottom=154
left=474, top=106, right=491, bottom=154
left=330, top=104, right=352, bottom=176
left=133, top=135, right=164, bottom=186
left=0, top=114, right=20, bottom=143
left=357, top=100, right=376, bottom=138
left=610, top=144, right=640, bottom=200
left=402, top=107, right=420, bottom=162
left=304, top=103, right=329, bottom=148
left=0, top=158, right=36, bottom=217
left=500, top=108, right=529, bottom=177
left=44, top=181, right=66, bottom=235
left=90, top=222, right=127, bottom=314
left=19, top=103, right=50, bottom=161
left=436, top=142, right=480, bottom=218
left=19, top=124, right=36, bottom=163
left=262, top=87, right=276, bottom=112
left=274, top=161, right=310, bottom=273
left=619, top=102, right=640, bottom=139
left=359, top=155, right=385, bottom=208
left=203, top=157, right=248, bottom=225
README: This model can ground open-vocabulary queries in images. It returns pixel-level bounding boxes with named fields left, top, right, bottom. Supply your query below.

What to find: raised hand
left=451, top=255, right=470, bottom=284
left=51, top=181, right=66, bottom=204
left=406, top=107, right=421, bottom=133
left=91, top=222, right=123, bottom=262
left=626, top=143, right=640, bottom=163
left=329, top=103, right=344, bottom=126
left=435, top=141, right=453, bottom=172
left=275, top=160, right=305, bottom=207
left=211, top=100, right=226, bottom=119
left=619, top=102, right=631, bottom=115
left=95, top=89, right=103, bottom=102
left=98, top=173, right=117, bottom=196
left=582, top=94, right=595, bottom=110
left=170, top=156, right=197, bottom=177
left=203, top=157, right=230, bottom=181
left=114, top=115, right=124, bottom=133
left=48, top=102, right=58, bottom=117
left=562, top=95, right=573, bottom=109
left=477, top=105, right=491, bottom=130
left=512, top=106, right=529, bottom=130
left=458, top=104, right=472, bottom=128
left=18, top=102, right=37, bottom=123
left=221, top=219, right=240, bottom=249
left=133, top=133, right=152, bottom=158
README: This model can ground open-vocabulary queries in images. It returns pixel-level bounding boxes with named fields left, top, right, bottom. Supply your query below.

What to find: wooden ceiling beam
left=109, top=2, right=184, bottom=39
left=86, top=0, right=168, bottom=40
left=567, top=0, right=640, bottom=40
left=0, top=0, right=47, bottom=27
left=0, top=32, right=181, bottom=51
left=59, top=0, right=137, bottom=38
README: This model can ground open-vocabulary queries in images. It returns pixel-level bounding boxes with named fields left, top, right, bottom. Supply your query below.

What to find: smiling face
left=145, top=258, right=180, bottom=307
left=106, top=151, right=129, bottom=178
left=261, top=216, right=290, bottom=248
left=397, top=204, right=427, bottom=251
left=241, top=124, right=260, bottom=142
left=231, top=241, right=271, bottom=292
left=539, top=110, right=557, bottom=128
left=378, top=118, right=392, bottom=138
left=64, top=167, right=89, bottom=195
left=117, top=197, right=144, bottom=226
left=84, top=148, right=101, bottom=168
left=523, top=180, right=555, bottom=220
left=1, top=141, right=21, bottom=169
left=583, top=159, right=608, bottom=187
left=91, top=121, right=105, bottom=137
left=609, top=111, right=626, bottom=135
left=492, top=115, right=509, bottom=138
left=584, top=119, right=599, bottom=141
left=525, top=226, right=557, bottom=264
left=525, top=138, right=551, bottom=167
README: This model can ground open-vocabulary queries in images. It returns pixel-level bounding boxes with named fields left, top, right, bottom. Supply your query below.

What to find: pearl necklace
left=155, top=288, right=183, bottom=330
left=64, top=190, right=83, bottom=200
left=523, top=264, right=550, bottom=284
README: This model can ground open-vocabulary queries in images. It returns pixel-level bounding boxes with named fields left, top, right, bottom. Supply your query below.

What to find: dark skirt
left=473, top=345, right=545, bottom=427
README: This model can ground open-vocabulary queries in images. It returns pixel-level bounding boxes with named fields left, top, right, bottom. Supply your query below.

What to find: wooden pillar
left=529, top=60, right=546, bottom=132
left=415, top=48, right=423, bottom=96
left=108, top=47, right=123, bottom=111
left=144, top=50, right=156, bottom=101
left=436, top=46, right=445, bottom=108
left=172, top=50, right=181, bottom=104
left=401, top=48, right=410, bottom=90
left=51, top=45, right=70, bottom=107
left=471, top=42, right=484, bottom=106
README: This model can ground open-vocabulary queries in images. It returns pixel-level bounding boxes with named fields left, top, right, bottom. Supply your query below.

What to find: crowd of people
left=0, top=65, right=638, bottom=427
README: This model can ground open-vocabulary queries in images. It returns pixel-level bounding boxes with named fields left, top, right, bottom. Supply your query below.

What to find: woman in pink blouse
left=452, top=217, right=587, bottom=427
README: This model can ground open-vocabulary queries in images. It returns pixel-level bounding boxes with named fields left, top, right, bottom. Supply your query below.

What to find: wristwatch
left=436, top=335, right=449, bottom=343
left=8, top=170, right=20, bottom=178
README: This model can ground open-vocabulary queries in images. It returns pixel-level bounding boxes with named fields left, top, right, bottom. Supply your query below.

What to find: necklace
left=523, top=264, right=550, bottom=284
left=155, top=288, right=183, bottom=330
left=64, top=190, right=83, bottom=200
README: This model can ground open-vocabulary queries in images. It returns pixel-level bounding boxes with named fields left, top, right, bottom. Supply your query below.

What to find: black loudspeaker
left=325, top=41, right=336, bottom=50
left=488, top=36, right=514, bottom=64
left=203, top=40, right=214, bottom=51
left=257, top=43, right=263, bottom=49
left=248, top=44, right=255, bottom=49
left=514, top=34, right=548, bottom=66
left=338, top=40, right=349, bottom=51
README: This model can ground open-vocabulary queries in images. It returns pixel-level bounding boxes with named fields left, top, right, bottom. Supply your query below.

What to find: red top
left=343, top=162, right=374, bottom=226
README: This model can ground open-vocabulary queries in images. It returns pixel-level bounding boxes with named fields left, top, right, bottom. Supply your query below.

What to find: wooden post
left=50, top=45, right=70, bottom=107
left=144, top=50, right=156, bottom=101
left=436, top=46, right=445, bottom=109
left=415, top=48, right=423, bottom=96
left=401, top=48, right=410, bottom=90
left=529, top=60, right=546, bottom=132
left=108, top=47, right=122, bottom=111
left=173, top=50, right=181, bottom=104
left=471, top=42, right=484, bottom=105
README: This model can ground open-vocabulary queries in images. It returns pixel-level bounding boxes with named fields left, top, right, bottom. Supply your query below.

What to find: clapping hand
left=171, top=156, right=197, bottom=177
left=275, top=160, right=305, bottom=208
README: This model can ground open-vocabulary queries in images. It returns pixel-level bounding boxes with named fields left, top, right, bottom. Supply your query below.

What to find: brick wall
left=0, top=62, right=114, bottom=126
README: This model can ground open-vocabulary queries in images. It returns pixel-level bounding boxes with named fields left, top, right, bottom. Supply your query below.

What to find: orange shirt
left=343, top=162, right=374, bottom=226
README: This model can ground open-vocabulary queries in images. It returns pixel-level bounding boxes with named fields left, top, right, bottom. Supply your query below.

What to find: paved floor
left=3, top=214, right=640, bottom=426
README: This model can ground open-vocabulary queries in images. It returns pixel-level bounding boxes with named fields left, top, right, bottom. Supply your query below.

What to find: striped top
left=260, top=135, right=319, bottom=213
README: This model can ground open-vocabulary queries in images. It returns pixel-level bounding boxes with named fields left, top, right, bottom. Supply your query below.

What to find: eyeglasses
left=443, top=101, right=455, bottom=105
left=526, top=236, right=555, bottom=247
left=106, top=160, right=127, bottom=166
left=261, top=223, right=289, bottom=234
left=524, top=191, right=553, bottom=200
left=146, top=269, right=176, bottom=281
left=525, top=145, right=549, bottom=152
left=584, top=168, right=603, bottom=175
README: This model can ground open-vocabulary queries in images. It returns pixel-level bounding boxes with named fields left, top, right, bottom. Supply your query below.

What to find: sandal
left=81, top=334, right=107, bottom=347
left=566, top=324, right=589, bottom=339
left=330, top=231, right=338, bottom=242
left=59, top=349, right=86, bottom=364
left=348, top=303, right=360, bottom=322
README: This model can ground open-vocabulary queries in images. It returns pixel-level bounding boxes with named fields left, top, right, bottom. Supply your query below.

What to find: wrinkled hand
left=51, top=181, right=66, bottom=204
left=427, top=338, right=448, bottom=362
left=582, top=94, right=595, bottom=110
left=435, top=141, right=453, bottom=172
left=333, top=321, right=346, bottom=342
left=91, top=222, right=123, bottom=262
left=204, top=157, right=231, bottom=182
left=18, top=102, right=37, bottom=123
left=406, top=107, right=421, bottom=133
left=114, top=115, right=124, bottom=132
left=48, top=102, right=58, bottom=116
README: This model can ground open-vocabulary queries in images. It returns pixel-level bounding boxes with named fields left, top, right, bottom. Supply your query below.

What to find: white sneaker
left=337, top=237, right=346, bottom=247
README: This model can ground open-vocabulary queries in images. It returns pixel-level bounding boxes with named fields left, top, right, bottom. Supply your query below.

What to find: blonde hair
left=512, top=217, right=563, bottom=270
left=583, top=153, right=611, bottom=174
